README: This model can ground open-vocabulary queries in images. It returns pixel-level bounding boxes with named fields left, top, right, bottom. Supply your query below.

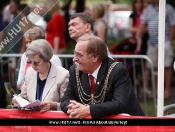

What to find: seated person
left=60, top=35, right=144, bottom=118
left=13, top=39, right=69, bottom=111
left=17, top=26, right=62, bottom=90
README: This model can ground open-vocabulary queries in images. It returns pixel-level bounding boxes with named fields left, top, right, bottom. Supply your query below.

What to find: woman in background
left=89, top=3, right=108, bottom=44
left=46, top=2, right=66, bottom=54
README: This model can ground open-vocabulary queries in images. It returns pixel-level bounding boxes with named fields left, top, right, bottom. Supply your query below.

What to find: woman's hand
left=12, top=94, right=19, bottom=105
left=39, top=101, right=57, bottom=112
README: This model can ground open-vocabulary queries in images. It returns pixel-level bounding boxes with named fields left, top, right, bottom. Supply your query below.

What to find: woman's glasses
left=27, top=60, right=43, bottom=66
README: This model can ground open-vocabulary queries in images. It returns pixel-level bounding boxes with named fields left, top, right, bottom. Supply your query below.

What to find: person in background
left=46, top=2, right=66, bottom=54
left=0, top=72, right=6, bottom=108
left=13, top=39, right=69, bottom=111
left=89, top=3, right=108, bottom=44
left=68, top=12, right=112, bottom=59
left=17, top=26, right=62, bottom=90
left=60, top=35, right=144, bottom=118
left=137, top=0, right=175, bottom=99
left=129, top=0, right=152, bottom=98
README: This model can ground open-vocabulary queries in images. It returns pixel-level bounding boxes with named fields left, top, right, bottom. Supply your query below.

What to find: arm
left=60, top=66, right=79, bottom=113
left=96, top=21, right=106, bottom=41
left=17, top=53, right=26, bottom=90
left=53, top=36, right=60, bottom=54
left=169, top=25, right=175, bottom=42
left=136, top=23, right=147, bottom=52
left=90, top=63, right=134, bottom=118
left=128, top=17, right=138, bottom=36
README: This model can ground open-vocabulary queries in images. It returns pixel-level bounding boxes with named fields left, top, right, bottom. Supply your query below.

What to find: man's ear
left=85, top=23, right=91, bottom=32
left=92, top=55, right=99, bottom=63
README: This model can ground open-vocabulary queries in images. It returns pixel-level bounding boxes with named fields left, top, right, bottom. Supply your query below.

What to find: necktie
left=89, top=75, right=96, bottom=94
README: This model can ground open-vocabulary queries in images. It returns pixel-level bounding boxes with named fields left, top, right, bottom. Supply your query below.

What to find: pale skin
left=68, top=17, right=92, bottom=41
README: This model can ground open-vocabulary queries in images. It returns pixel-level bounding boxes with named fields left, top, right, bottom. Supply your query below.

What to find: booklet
left=13, top=95, right=41, bottom=110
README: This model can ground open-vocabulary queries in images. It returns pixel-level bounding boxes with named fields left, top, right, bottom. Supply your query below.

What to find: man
left=137, top=0, right=175, bottom=99
left=60, top=35, right=144, bottom=119
left=68, top=12, right=112, bottom=59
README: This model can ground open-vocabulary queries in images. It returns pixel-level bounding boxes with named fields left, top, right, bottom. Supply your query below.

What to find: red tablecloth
left=0, top=109, right=174, bottom=132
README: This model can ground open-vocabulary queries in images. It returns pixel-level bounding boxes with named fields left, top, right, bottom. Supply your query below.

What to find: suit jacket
left=60, top=58, right=144, bottom=118
left=19, top=63, right=69, bottom=110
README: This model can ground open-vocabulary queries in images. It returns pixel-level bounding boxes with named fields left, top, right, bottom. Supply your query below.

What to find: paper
left=13, top=96, right=41, bottom=109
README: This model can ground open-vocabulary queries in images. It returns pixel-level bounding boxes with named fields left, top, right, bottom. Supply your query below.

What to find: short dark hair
left=10, top=0, right=21, bottom=10
left=70, top=12, right=94, bottom=31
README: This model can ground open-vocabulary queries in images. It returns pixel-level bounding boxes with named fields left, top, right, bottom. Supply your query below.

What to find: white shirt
left=88, top=63, right=102, bottom=85
left=17, top=53, right=62, bottom=88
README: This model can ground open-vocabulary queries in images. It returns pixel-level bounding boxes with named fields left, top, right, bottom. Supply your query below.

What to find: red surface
left=0, top=109, right=174, bottom=132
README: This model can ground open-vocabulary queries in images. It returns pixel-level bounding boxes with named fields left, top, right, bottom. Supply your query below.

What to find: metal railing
left=0, top=54, right=156, bottom=116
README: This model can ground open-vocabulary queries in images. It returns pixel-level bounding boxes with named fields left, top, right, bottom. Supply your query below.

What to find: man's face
left=68, top=17, right=89, bottom=41
left=73, top=41, right=94, bottom=73
left=10, top=2, right=18, bottom=14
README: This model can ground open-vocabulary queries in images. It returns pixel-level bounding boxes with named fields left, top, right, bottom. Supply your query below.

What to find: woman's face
left=135, top=0, right=142, bottom=11
left=27, top=54, right=45, bottom=73
left=25, top=37, right=32, bottom=48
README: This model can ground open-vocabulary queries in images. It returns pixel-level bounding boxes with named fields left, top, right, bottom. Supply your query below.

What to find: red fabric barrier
left=0, top=109, right=174, bottom=132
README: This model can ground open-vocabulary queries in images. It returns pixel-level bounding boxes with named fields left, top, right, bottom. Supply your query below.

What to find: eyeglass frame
left=26, top=60, right=43, bottom=66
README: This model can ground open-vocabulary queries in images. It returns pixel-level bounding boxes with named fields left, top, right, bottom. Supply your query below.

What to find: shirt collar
left=88, top=63, right=102, bottom=80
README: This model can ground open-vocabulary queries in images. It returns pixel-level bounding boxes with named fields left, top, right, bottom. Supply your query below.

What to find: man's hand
left=67, top=100, right=90, bottom=119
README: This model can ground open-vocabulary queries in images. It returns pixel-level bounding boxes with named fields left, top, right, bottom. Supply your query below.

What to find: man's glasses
left=27, top=60, right=43, bottom=66
left=73, top=51, right=84, bottom=58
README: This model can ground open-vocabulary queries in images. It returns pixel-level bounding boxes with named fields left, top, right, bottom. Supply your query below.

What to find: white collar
left=88, top=63, right=102, bottom=80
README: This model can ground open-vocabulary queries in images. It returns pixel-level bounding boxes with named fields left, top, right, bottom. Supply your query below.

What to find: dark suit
left=60, top=58, right=144, bottom=118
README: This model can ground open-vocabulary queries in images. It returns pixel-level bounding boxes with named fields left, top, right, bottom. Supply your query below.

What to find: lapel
left=42, top=63, right=56, bottom=101
left=94, top=60, right=108, bottom=95
left=30, top=71, right=37, bottom=101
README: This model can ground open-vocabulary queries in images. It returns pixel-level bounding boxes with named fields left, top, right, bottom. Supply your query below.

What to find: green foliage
left=111, top=0, right=132, bottom=4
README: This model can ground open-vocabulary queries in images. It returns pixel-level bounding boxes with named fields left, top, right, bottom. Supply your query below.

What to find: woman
left=13, top=39, right=69, bottom=111
left=46, top=2, right=66, bottom=54
left=17, top=26, right=62, bottom=90
left=89, top=3, right=108, bottom=44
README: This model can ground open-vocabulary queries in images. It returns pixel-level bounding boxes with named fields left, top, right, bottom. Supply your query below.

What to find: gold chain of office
left=75, top=62, right=119, bottom=105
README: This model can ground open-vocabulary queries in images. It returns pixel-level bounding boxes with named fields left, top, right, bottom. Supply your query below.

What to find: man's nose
left=73, top=56, right=78, bottom=62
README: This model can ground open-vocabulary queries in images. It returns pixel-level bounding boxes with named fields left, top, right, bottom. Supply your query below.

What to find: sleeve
left=60, top=66, right=79, bottom=113
left=141, top=6, right=149, bottom=24
left=56, top=69, right=69, bottom=110
left=167, top=4, right=175, bottom=26
left=18, top=67, right=31, bottom=100
left=17, top=53, right=27, bottom=88
left=50, top=55, right=62, bottom=67
left=90, top=63, right=133, bottom=118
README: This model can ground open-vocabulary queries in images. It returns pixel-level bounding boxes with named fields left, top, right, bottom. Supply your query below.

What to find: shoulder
left=51, top=63, right=69, bottom=75
left=25, top=66, right=35, bottom=77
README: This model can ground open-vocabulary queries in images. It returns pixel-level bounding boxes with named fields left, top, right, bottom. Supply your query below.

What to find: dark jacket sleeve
left=90, top=63, right=144, bottom=118
left=60, top=65, right=78, bottom=114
